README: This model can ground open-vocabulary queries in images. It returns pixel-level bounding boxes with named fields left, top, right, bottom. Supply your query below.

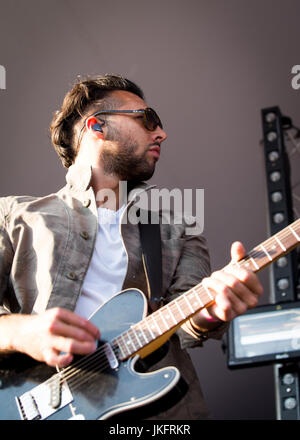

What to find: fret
left=114, top=338, right=126, bottom=359
left=137, top=325, right=149, bottom=344
left=158, top=309, right=171, bottom=330
left=193, top=288, right=204, bottom=307
left=120, top=333, right=132, bottom=357
left=260, top=244, right=273, bottom=262
left=241, top=258, right=255, bottom=271
left=174, top=299, right=186, bottom=320
left=131, top=326, right=143, bottom=347
left=250, top=257, right=259, bottom=270
left=149, top=314, right=163, bottom=336
left=144, top=318, right=155, bottom=340
left=274, top=235, right=286, bottom=251
left=129, top=328, right=142, bottom=349
left=289, top=225, right=300, bottom=241
left=164, top=304, right=177, bottom=325
left=203, top=285, right=214, bottom=301
left=188, top=289, right=204, bottom=310
left=183, top=295, right=195, bottom=313
left=124, top=331, right=138, bottom=351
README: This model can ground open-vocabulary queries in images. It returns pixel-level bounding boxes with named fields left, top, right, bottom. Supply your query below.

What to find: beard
left=100, top=124, right=157, bottom=182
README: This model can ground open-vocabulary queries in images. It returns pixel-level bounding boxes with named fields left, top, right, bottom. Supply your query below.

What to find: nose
left=152, top=125, right=167, bottom=144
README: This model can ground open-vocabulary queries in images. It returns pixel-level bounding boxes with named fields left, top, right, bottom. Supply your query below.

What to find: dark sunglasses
left=91, top=107, right=163, bottom=132
left=76, top=107, right=163, bottom=150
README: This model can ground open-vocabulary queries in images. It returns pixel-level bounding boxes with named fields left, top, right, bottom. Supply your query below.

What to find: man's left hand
left=202, top=241, right=264, bottom=322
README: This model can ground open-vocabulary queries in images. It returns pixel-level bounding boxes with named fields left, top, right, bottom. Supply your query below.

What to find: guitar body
left=0, top=289, right=180, bottom=420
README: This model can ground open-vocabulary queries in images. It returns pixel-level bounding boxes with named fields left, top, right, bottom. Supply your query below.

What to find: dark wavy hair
left=50, top=74, right=144, bottom=168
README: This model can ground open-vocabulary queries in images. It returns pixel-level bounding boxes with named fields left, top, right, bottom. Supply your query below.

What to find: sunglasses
left=91, top=107, right=163, bottom=132
left=76, top=107, right=163, bottom=150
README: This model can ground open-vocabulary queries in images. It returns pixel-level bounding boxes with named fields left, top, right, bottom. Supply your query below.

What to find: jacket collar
left=66, top=164, right=93, bottom=191
left=65, top=163, right=156, bottom=199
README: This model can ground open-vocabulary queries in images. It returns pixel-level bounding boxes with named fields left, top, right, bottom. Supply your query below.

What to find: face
left=97, top=90, right=167, bottom=182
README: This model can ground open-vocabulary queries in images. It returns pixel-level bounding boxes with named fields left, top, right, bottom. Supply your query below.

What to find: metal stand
left=274, top=363, right=300, bottom=419
left=262, top=106, right=300, bottom=419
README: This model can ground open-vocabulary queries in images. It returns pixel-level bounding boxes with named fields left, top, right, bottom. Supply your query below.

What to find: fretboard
left=114, top=218, right=300, bottom=360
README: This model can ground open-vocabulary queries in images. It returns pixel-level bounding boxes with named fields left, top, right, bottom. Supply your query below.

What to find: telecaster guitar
left=0, top=219, right=299, bottom=420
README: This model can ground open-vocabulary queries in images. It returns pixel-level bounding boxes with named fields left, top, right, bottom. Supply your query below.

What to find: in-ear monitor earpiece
left=92, top=123, right=104, bottom=133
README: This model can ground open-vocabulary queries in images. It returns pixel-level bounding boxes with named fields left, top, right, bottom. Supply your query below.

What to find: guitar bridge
left=15, top=377, right=73, bottom=420
left=16, top=393, right=41, bottom=420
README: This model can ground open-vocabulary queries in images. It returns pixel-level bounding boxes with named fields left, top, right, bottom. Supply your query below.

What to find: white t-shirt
left=75, top=205, right=128, bottom=319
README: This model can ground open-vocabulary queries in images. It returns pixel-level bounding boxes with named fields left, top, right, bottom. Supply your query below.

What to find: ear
left=86, top=117, right=104, bottom=139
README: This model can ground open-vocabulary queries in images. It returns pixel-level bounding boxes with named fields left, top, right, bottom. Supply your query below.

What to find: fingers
left=43, top=348, right=73, bottom=368
left=47, top=308, right=100, bottom=342
left=230, top=241, right=247, bottom=262
left=41, top=308, right=100, bottom=367
left=203, top=274, right=258, bottom=322
left=42, top=335, right=97, bottom=368
left=222, top=264, right=263, bottom=298
left=203, top=277, right=248, bottom=321
left=18, top=308, right=101, bottom=367
left=202, top=243, right=264, bottom=322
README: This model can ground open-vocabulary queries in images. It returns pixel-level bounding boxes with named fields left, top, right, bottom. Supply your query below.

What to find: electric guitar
left=0, top=219, right=299, bottom=420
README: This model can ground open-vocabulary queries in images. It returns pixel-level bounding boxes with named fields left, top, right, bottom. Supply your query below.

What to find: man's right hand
left=0, top=308, right=100, bottom=367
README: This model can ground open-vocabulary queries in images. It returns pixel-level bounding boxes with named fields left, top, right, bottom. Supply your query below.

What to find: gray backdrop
left=1, top=0, right=300, bottom=420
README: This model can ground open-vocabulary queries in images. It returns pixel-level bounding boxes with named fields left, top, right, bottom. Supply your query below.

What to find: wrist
left=190, top=308, right=223, bottom=332
left=0, top=314, right=29, bottom=353
left=199, top=308, right=220, bottom=322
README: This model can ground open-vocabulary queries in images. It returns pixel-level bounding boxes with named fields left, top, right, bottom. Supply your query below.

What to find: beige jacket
left=0, top=164, right=227, bottom=419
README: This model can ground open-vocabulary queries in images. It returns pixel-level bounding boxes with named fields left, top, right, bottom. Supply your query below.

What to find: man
left=0, top=75, right=263, bottom=419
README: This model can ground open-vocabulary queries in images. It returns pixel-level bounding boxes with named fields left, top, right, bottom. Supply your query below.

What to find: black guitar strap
left=138, top=212, right=163, bottom=312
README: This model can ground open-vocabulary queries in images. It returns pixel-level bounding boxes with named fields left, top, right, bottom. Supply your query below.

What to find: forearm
left=0, top=313, right=30, bottom=353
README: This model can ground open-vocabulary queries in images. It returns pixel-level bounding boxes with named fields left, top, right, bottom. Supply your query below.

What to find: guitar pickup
left=103, top=342, right=119, bottom=370
left=49, top=374, right=62, bottom=409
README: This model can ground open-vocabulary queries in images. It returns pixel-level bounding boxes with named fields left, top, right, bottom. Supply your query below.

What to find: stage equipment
left=261, top=106, right=297, bottom=303
left=227, top=106, right=300, bottom=419
left=228, top=301, right=300, bottom=368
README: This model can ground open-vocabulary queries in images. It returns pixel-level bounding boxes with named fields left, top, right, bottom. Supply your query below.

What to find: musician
left=0, top=75, right=263, bottom=419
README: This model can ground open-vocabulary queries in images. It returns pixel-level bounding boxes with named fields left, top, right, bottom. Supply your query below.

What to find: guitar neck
left=115, top=219, right=300, bottom=360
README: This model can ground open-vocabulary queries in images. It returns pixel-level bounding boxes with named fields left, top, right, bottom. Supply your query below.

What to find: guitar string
left=39, top=221, right=300, bottom=393
left=45, top=317, right=172, bottom=391
left=46, top=323, right=154, bottom=390
left=125, top=223, right=300, bottom=324
left=190, top=223, right=300, bottom=301
left=58, top=347, right=117, bottom=391
left=54, top=321, right=165, bottom=391
left=152, top=223, right=300, bottom=321
left=42, top=344, right=124, bottom=395
left=44, top=319, right=156, bottom=389
left=247, top=223, right=300, bottom=261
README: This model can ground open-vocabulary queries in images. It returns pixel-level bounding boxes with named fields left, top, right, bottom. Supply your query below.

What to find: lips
left=148, top=144, right=161, bottom=158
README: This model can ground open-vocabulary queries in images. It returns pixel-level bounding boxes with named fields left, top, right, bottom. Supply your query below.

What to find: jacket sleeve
left=0, top=198, right=14, bottom=315
left=165, top=220, right=229, bottom=349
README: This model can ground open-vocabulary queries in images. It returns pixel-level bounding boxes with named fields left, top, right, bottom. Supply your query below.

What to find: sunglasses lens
left=145, top=108, right=163, bottom=131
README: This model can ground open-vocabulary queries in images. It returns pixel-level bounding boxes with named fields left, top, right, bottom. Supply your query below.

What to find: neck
left=90, top=168, right=122, bottom=210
